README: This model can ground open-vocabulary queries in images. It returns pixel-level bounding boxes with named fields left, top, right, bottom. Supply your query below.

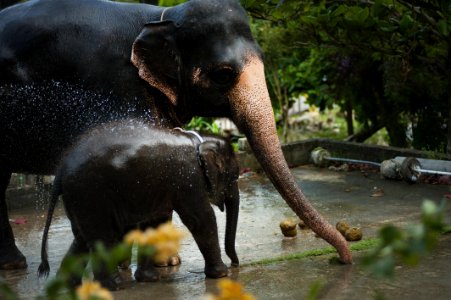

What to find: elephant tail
left=37, top=168, right=63, bottom=278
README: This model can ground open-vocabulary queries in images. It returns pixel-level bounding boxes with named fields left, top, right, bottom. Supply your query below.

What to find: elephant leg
left=118, top=225, right=133, bottom=269
left=0, top=170, right=27, bottom=270
left=94, top=265, right=122, bottom=291
left=133, top=213, right=181, bottom=269
left=92, top=243, right=122, bottom=291
left=133, top=249, right=159, bottom=283
left=175, top=202, right=228, bottom=278
left=79, top=222, right=122, bottom=290
left=90, top=238, right=123, bottom=290
left=64, top=232, right=121, bottom=290
left=130, top=218, right=163, bottom=282
left=59, top=238, right=89, bottom=288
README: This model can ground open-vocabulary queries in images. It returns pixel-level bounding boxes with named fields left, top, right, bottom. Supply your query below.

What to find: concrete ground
left=1, top=165, right=450, bottom=299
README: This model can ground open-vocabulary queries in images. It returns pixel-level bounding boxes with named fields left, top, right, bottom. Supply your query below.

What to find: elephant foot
left=118, top=259, right=131, bottom=269
left=96, top=272, right=123, bottom=291
left=134, top=267, right=160, bottom=282
left=154, top=254, right=181, bottom=267
left=205, top=262, right=228, bottom=278
left=64, top=274, right=82, bottom=289
left=0, top=244, right=27, bottom=270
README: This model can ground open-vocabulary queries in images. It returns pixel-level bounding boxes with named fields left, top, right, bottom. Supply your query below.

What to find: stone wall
left=6, top=174, right=53, bottom=210
left=237, top=138, right=451, bottom=172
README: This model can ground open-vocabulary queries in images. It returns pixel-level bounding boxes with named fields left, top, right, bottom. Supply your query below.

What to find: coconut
left=336, top=221, right=350, bottom=236
left=345, top=227, right=363, bottom=241
left=279, top=219, right=297, bottom=237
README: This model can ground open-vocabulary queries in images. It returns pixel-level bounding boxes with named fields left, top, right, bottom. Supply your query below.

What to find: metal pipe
left=310, top=148, right=381, bottom=167
left=311, top=147, right=451, bottom=184
left=325, top=156, right=381, bottom=168
left=412, top=166, right=451, bottom=177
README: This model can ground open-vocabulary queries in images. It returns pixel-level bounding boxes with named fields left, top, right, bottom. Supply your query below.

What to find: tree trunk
left=345, top=100, right=354, bottom=136
left=281, top=89, right=289, bottom=144
left=385, top=115, right=408, bottom=147
left=447, top=36, right=451, bottom=155
left=345, top=121, right=384, bottom=143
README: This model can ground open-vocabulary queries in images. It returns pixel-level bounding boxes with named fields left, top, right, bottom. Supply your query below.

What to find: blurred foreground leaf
left=362, top=200, right=448, bottom=278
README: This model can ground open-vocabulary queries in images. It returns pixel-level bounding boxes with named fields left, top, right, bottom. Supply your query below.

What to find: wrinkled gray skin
left=38, top=120, right=240, bottom=290
left=0, top=0, right=351, bottom=269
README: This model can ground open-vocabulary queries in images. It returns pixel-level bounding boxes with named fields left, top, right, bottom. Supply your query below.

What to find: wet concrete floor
left=1, top=165, right=450, bottom=299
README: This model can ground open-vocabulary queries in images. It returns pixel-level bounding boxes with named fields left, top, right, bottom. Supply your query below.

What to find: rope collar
left=173, top=127, right=204, bottom=144
left=173, top=127, right=205, bottom=168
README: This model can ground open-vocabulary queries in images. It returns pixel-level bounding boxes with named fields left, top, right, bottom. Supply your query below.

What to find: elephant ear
left=199, top=141, right=226, bottom=211
left=131, top=21, right=180, bottom=106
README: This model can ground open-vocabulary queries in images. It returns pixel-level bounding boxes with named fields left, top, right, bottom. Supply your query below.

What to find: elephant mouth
left=188, top=92, right=233, bottom=118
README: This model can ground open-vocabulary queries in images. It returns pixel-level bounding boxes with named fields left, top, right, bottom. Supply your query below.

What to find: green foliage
left=36, top=242, right=136, bottom=300
left=243, top=0, right=450, bottom=151
left=185, top=117, right=220, bottom=134
left=7, top=242, right=154, bottom=300
left=158, top=0, right=185, bottom=5
left=0, top=277, right=19, bottom=300
left=306, top=281, right=323, bottom=300
left=362, top=200, right=447, bottom=278
left=246, top=238, right=380, bottom=267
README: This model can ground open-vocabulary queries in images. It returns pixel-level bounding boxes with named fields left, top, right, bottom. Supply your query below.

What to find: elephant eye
left=210, top=67, right=238, bottom=87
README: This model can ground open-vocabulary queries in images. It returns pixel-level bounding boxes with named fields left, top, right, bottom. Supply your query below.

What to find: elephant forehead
left=182, top=0, right=247, bottom=23
left=211, top=38, right=251, bottom=66
left=177, top=0, right=252, bottom=42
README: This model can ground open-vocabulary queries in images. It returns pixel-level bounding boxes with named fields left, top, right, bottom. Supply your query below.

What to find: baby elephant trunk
left=224, top=183, right=239, bottom=266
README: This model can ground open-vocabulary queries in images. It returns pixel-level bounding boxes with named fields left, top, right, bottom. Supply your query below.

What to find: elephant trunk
left=224, top=183, right=240, bottom=266
left=229, top=56, right=352, bottom=263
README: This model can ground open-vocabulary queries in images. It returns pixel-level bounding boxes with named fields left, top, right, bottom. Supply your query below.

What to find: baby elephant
left=38, top=119, right=240, bottom=290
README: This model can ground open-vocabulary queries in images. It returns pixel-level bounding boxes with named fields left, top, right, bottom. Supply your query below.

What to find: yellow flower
left=123, top=229, right=145, bottom=245
left=76, top=280, right=113, bottom=300
left=205, top=278, right=257, bottom=300
left=123, top=222, right=185, bottom=261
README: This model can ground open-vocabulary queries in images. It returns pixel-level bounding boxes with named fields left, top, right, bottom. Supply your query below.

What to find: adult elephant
left=0, top=0, right=352, bottom=270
